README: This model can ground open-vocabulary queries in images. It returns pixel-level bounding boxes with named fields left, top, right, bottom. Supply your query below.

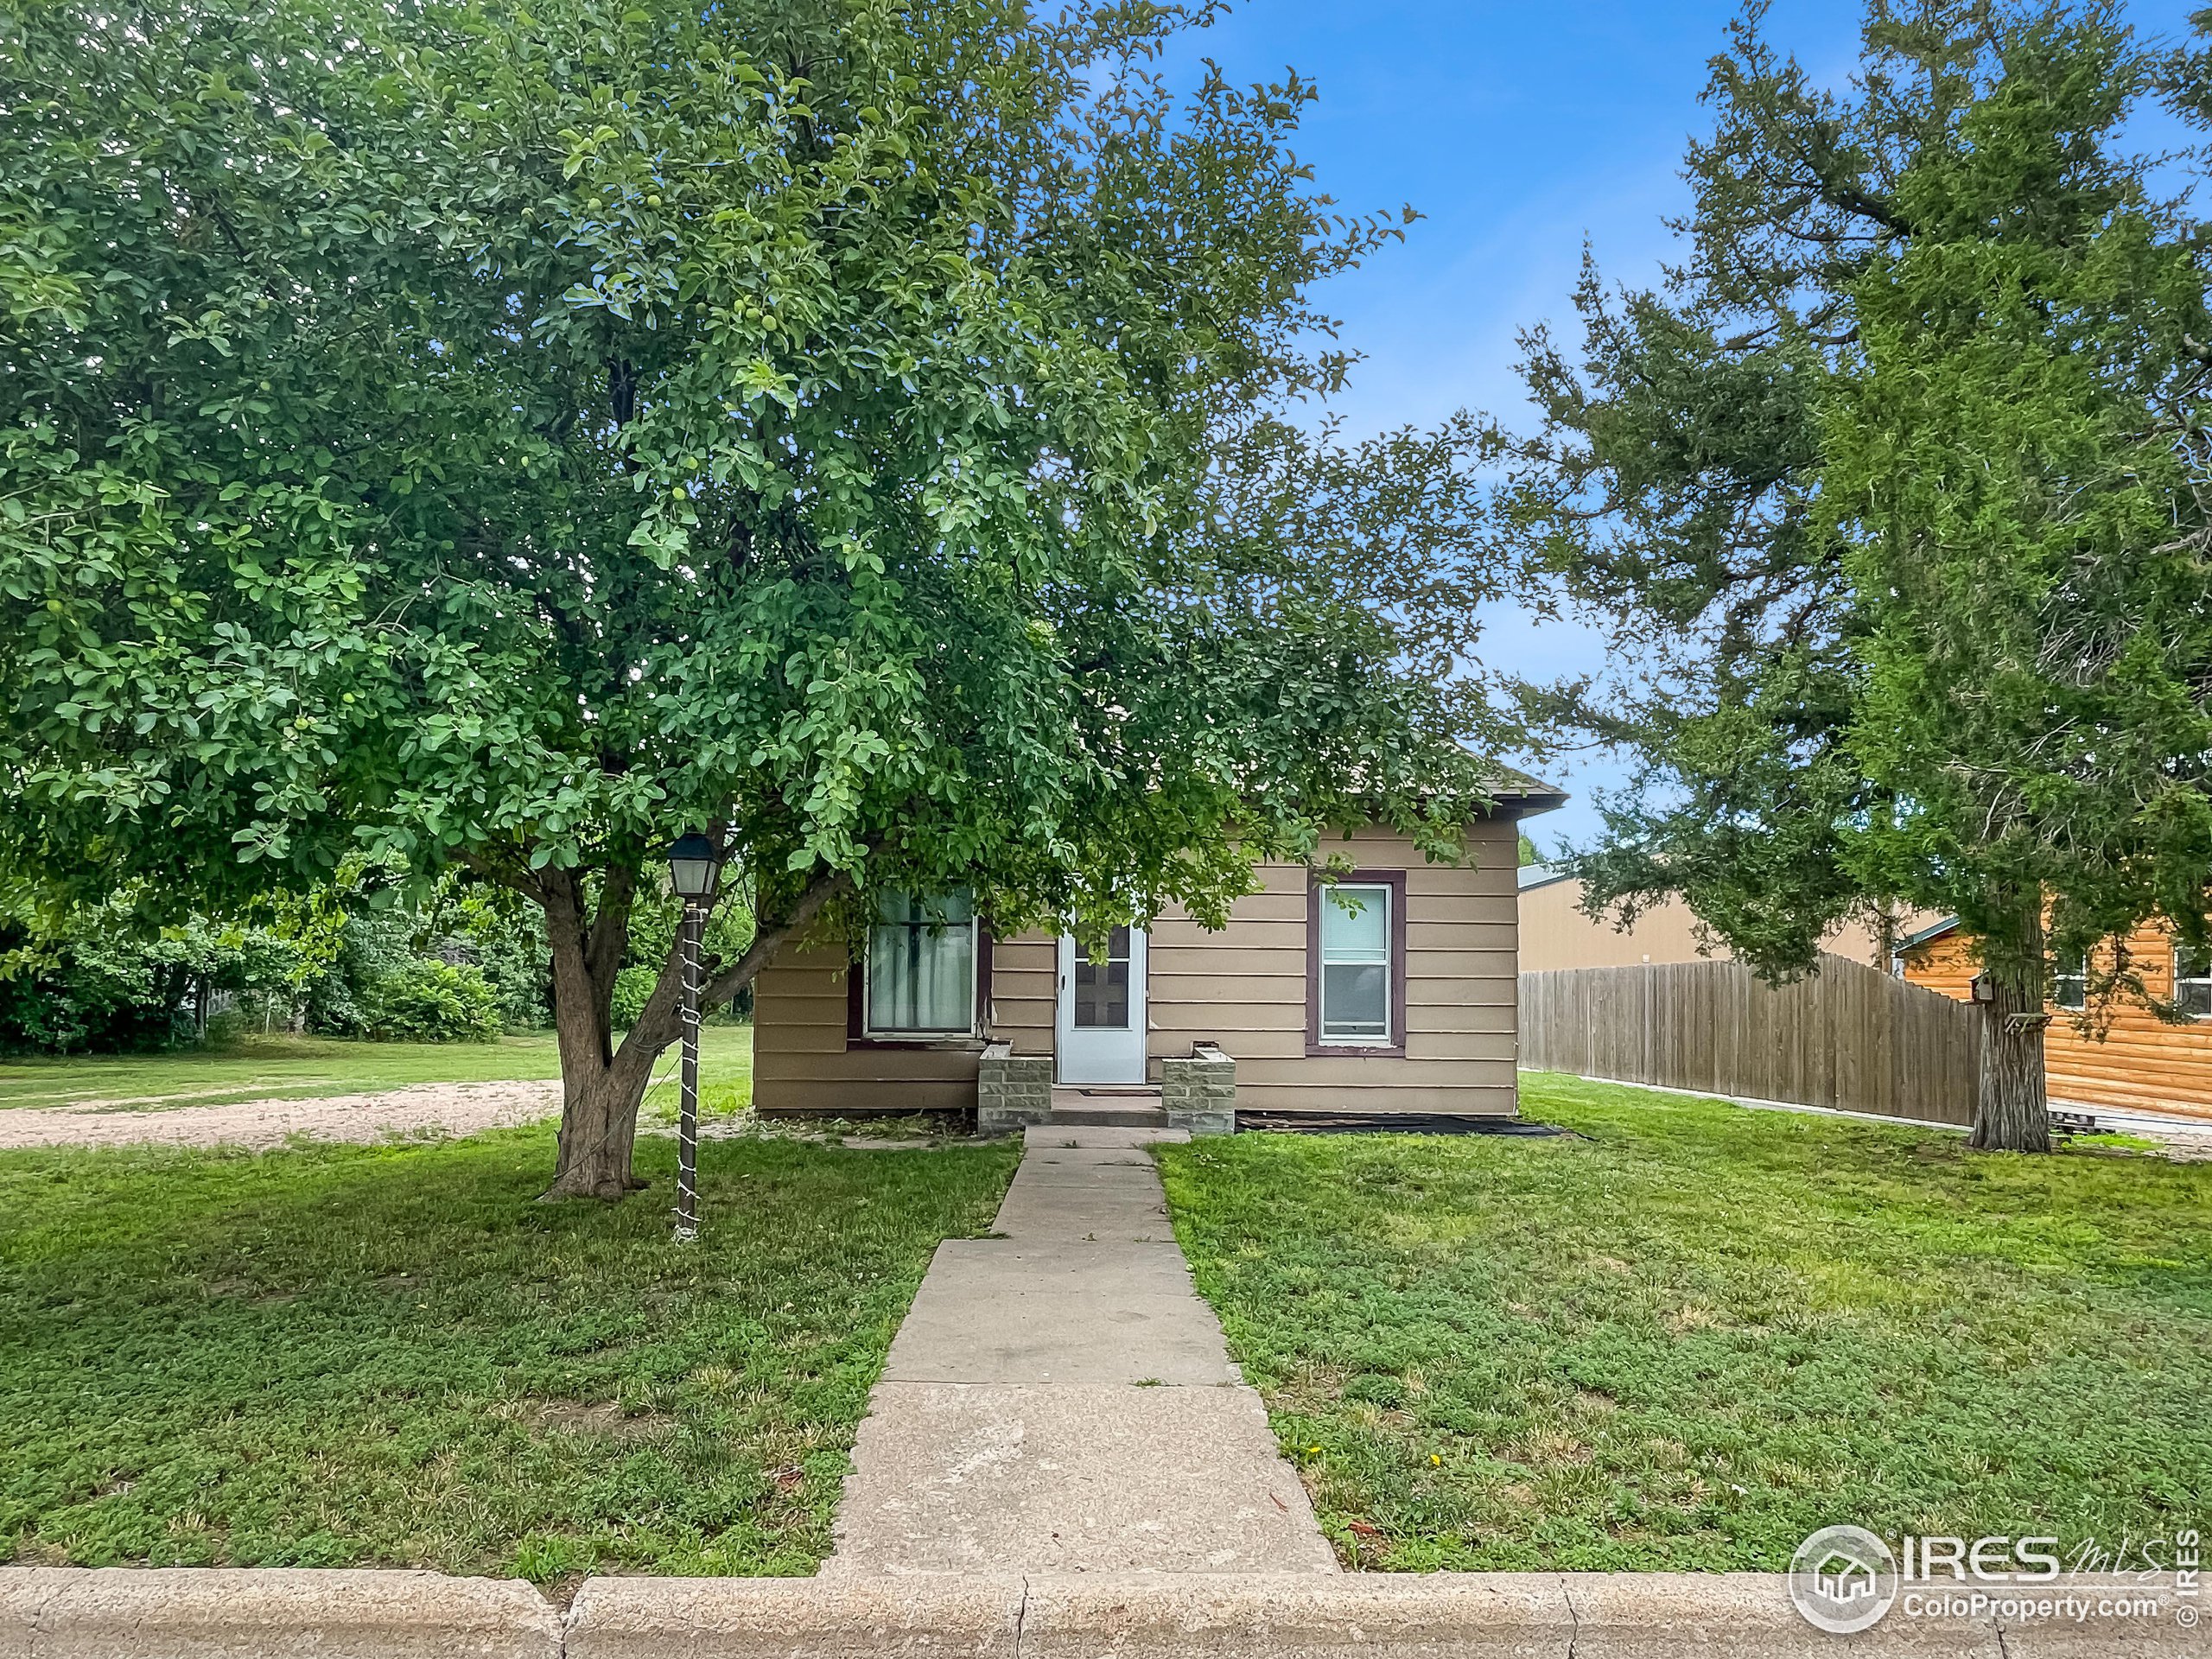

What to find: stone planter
left=1160, top=1043, right=1236, bottom=1135
left=976, top=1042, right=1052, bottom=1133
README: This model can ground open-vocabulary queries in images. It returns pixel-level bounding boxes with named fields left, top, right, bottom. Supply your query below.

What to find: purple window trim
left=847, top=922, right=994, bottom=1049
left=1306, top=869, right=1408, bottom=1058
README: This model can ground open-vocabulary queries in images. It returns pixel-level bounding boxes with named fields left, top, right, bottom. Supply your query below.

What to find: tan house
left=1900, top=918, right=2212, bottom=1122
left=1517, top=865, right=1916, bottom=973
left=753, top=782, right=1565, bottom=1129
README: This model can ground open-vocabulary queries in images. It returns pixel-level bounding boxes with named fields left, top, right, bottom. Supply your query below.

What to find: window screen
left=1319, top=884, right=1391, bottom=1043
left=2051, top=946, right=2087, bottom=1012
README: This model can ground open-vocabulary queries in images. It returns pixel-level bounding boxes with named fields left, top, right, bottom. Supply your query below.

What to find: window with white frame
left=1318, top=882, right=1393, bottom=1044
left=866, top=892, right=976, bottom=1034
left=2176, top=944, right=2212, bottom=1020
left=2051, top=945, right=2087, bottom=1012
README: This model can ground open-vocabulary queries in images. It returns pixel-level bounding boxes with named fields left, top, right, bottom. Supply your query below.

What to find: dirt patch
left=59, top=1083, right=312, bottom=1112
left=0, top=1079, right=563, bottom=1151
left=518, top=1400, right=674, bottom=1442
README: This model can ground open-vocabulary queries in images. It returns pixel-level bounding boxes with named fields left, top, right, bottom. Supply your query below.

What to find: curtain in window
left=868, top=892, right=976, bottom=1033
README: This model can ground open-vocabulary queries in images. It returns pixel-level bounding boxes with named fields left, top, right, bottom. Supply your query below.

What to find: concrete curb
left=0, top=1568, right=560, bottom=1659
left=0, top=1568, right=2196, bottom=1657
left=569, top=1574, right=1023, bottom=1657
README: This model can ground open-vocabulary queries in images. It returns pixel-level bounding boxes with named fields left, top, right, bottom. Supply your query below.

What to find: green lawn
left=0, top=1126, right=1016, bottom=1576
left=0, top=1026, right=753, bottom=1115
left=1158, top=1071, right=2212, bottom=1573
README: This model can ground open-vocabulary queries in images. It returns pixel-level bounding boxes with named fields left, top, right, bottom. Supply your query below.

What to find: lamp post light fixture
left=664, top=832, right=722, bottom=1243
left=667, top=832, right=723, bottom=901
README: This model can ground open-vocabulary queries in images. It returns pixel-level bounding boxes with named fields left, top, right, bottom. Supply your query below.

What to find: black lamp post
left=665, top=832, right=722, bottom=1243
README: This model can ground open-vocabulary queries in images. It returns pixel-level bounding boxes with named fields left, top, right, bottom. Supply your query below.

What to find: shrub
left=0, top=904, right=315, bottom=1054
left=609, top=964, right=658, bottom=1033
left=360, top=961, right=503, bottom=1044
left=460, top=902, right=550, bottom=1030
left=0, top=943, right=188, bottom=1053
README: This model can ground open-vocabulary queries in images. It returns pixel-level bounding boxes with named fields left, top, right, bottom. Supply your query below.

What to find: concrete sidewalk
left=825, top=1126, right=1336, bottom=1577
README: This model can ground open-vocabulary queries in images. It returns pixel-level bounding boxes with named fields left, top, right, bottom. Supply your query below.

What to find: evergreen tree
left=1500, top=1, right=2212, bottom=1150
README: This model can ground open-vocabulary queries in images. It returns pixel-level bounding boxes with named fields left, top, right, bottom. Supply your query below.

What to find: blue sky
left=1155, top=1, right=2198, bottom=853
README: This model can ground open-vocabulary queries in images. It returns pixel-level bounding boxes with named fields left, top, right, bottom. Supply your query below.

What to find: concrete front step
left=1046, top=1103, right=1170, bottom=1128
left=1023, top=1124, right=1190, bottom=1149
left=1048, top=1087, right=1166, bottom=1129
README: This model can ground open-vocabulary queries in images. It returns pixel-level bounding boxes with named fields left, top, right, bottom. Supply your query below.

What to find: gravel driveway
left=0, top=1078, right=563, bottom=1151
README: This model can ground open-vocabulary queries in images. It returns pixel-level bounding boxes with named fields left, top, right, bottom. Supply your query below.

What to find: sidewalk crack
left=1013, top=1573, right=1032, bottom=1657
left=1560, top=1573, right=1580, bottom=1659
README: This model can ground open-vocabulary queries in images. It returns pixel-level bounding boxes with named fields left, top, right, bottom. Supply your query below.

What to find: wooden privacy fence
left=1519, top=953, right=1981, bottom=1126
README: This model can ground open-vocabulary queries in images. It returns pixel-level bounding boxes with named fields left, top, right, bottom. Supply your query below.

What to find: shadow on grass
left=0, top=1127, right=1017, bottom=1576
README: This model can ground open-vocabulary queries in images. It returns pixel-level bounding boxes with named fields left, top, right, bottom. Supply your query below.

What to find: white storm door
left=1055, top=926, right=1148, bottom=1084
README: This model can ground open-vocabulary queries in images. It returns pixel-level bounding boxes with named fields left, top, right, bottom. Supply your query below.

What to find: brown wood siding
left=752, top=819, right=1527, bottom=1116
left=1903, top=921, right=2212, bottom=1122
left=1898, top=932, right=1978, bottom=1001
left=752, top=941, right=985, bottom=1114
left=987, top=931, right=1056, bottom=1057
left=1145, top=821, right=1522, bottom=1115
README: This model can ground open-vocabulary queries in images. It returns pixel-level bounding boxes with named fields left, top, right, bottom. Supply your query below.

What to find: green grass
left=2065, top=1129, right=2165, bottom=1153
left=1157, top=1072, right=2212, bottom=1573
left=0, top=1026, right=753, bottom=1114
left=0, top=1126, right=1017, bottom=1576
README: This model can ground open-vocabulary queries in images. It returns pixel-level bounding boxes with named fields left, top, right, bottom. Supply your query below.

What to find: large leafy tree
left=1, top=0, right=1506, bottom=1194
left=1500, top=0, right=2212, bottom=1151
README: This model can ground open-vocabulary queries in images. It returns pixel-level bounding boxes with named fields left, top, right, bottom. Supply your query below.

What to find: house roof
left=1897, top=915, right=1961, bottom=953
left=1517, top=861, right=1574, bottom=893
left=1482, top=766, right=1569, bottom=817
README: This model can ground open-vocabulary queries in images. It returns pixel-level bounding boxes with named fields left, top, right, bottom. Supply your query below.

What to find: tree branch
left=586, top=861, right=638, bottom=995
left=613, top=865, right=855, bottom=1064
left=451, top=846, right=545, bottom=905
left=699, top=866, right=852, bottom=1009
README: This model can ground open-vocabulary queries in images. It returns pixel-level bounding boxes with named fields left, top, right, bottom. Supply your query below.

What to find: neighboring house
left=1517, top=865, right=1916, bottom=973
left=753, top=778, right=1567, bottom=1122
left=1900, top=918, right=2212, bottom=1122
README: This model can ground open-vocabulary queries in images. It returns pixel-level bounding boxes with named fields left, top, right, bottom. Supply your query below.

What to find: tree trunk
left=1872, top=901, right=1899, bottom=975
left=1969, top=911, right=2052, bottom=1153
left=534, top=860, right=851, bottom=1201
left=540, top=866, right=649, bottom=1200
left=543, top=1033, right=659, bottom=1199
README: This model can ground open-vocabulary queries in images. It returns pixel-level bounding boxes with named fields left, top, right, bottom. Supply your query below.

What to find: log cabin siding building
left=753, top=795, right=1561, bottom=1122
left=1900, top=918, right=2212, bottom=1123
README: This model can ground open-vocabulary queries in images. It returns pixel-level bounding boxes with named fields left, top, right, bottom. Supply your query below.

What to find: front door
left=1055, top=926, right=1148, bottom=1084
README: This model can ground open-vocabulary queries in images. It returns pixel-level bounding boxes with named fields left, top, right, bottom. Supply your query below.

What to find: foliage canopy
left=1, top=0, right=1510, bottom=1188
